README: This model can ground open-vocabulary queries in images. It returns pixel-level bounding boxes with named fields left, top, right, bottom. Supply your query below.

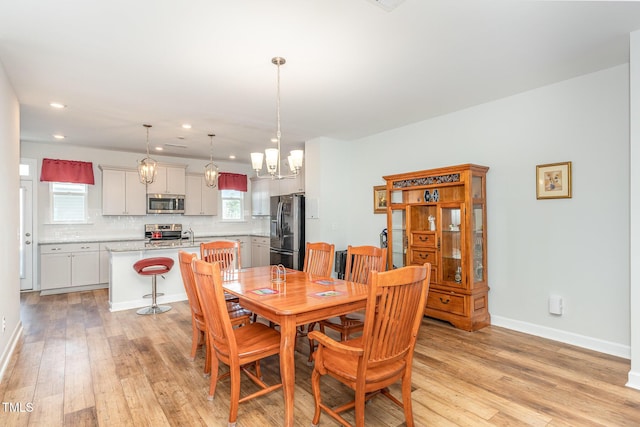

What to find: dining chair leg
left=203, top=334, right=211, bottom=376
left=190, top=323, right=199, bottom=360
left=254, top=360, right=262, bottom=380
left=207, top=341, right=219, bottom=400
left=354, top=389, right=367, bottom=427
left=311, top=369, right=322, bottom=427
left=402, top=372, right=415, bottom=427
left=307, top=322, right=317, bottom=364
left=228, top=363, right=241, bottom=427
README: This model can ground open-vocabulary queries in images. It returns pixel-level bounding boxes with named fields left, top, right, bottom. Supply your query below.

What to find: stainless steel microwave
left=147, top=194, right=185, bottom=214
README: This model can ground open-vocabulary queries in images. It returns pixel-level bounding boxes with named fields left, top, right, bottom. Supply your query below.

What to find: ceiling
left=1, top=0, right=640, bottom=164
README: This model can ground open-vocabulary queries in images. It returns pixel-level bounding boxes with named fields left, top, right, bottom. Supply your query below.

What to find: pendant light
left=204, top=133, right=219, bottom=188
left=138, top=124, right=157, bottom=184
left=251, top=56, right=303, bottom=179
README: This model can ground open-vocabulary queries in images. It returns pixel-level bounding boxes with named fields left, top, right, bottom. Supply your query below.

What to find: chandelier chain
left=250, top=56, right=303, bottom=180
left=276, top=58, right=282, bottom=176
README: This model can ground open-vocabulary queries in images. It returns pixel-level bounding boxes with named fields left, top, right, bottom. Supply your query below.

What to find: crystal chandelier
left=204, top=133, right=219, bottom=188
left=251, top=57, right=304, bottom=179
left=138, top=124, right=157, bottom=184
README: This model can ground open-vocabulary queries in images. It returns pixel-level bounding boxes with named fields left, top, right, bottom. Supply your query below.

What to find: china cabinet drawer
left=409, top=248, right=437, bottom=266
left=411, top=231, right=436, bottom=248
left=426, top=290, right=465, bottom=316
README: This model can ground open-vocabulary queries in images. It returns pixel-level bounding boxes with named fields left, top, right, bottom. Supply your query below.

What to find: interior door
left=20, top=180, right=34, bottom=290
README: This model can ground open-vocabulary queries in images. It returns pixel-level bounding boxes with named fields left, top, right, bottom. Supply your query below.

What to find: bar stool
left=133, top=257, right=174, bottom=315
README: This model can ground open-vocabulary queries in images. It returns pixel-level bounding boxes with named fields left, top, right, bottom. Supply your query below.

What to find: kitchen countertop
left=105, top=240, right=201, bottom=252
left=39, top=233, right=270, bottom=246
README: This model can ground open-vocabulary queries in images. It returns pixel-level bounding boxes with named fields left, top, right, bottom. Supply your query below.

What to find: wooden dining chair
left=191, top=258, right=283, bottom=426
left=200, top=240, right=242, bottom=279
left=317, top=245, right=387, bottom=342
left=302, top=242, right=335, bottom=361
left=303, top=242, right=335, bottom=277
left=200, top=240, right=244, bottom=306
left=308, top=263, right=431, bottom=427
left=177, top=251, right=251, bottom=375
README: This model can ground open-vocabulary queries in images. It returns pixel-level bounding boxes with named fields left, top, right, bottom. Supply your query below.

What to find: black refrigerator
left=270, top=194, right=305, bottom=270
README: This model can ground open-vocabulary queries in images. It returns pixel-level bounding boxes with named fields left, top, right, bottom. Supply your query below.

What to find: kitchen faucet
left=184, top=227, right=194, bottom=245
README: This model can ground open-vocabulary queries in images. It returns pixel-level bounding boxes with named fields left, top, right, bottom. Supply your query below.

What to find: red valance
left=40, top=158, right=95, bottom=185
left=218, top=173, right=247, bottom=192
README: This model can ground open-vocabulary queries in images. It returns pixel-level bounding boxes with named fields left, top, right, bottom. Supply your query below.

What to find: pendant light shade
left=251, top=56, right=303, bottom=180
left=204, top=133, right=219, bottom=188
left=138, top=124, right=157, bottom=184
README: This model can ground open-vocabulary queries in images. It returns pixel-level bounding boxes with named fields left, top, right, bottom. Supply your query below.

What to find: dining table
left=222, top=266, right=369, bottom=427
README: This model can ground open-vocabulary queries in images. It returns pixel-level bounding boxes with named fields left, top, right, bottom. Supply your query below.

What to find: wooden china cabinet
left=383, top=164, right=489, bottom=331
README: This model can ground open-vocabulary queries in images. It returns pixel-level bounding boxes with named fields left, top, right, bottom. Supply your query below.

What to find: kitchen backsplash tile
left=40, top=210, right=269, bottom=243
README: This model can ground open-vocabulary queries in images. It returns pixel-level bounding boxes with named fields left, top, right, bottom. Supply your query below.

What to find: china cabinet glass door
left=472, top=203, right=485, bottom=283
left=440, top=204, right=463, bottom=287
left=390, top=208, right=406, bottom=268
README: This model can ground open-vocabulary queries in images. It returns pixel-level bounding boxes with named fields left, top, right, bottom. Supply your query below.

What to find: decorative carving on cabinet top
left=392, top=173, right=460, bottom=188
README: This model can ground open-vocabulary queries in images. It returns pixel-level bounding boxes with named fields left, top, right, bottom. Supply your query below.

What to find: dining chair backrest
left=191, top=259, right=237, bottom=359
left=303, top=242, right=335, bottom=277
left=178, top=251, right=205, bottom=328
left=344, top=245, right=388, bottom=285
left=362, top=264, right=430, bottom=364
left=200, top=240, right=241, bottom=280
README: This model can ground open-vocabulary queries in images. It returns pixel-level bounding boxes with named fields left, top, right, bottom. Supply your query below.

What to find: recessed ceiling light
left=53, top=134, right=65, bottom=139
left=229, top=155, right=236, bottom=160
left=182, top=124, right=192, bottom=129
left=270, top=137, right=278, bottom=143
left=155, top=146, right=164, bottom=151
left=50, top=102, right=66, bottom=109
left=366, top=0, right=405, bottom=11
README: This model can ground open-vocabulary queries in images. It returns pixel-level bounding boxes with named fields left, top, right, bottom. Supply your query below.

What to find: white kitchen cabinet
left=185, top=174, right=218, bottom=216
left=251, top=177, right=270, bottom=216
left=40, top=243, right=100, bottom=290
left=251, top=236, right=270, bottom=267
left=146, top=165, right=186, bottom=195
left=99, top=245, right=109, bottom=284
left=100, top=166, right=147, bottom=215
left=232, top=236, right=251, bottom=268
left=278, top=169, right=305, bottom=195
left=99, top=241, right=146, bottom=283
left=269, top=169, right=305, bottom=196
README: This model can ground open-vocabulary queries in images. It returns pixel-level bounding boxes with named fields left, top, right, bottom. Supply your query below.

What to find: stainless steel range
left=145, top=224, right=183, bottom=247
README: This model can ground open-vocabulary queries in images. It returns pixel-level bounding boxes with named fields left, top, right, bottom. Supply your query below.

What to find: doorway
left=20, top=158, right=36, bottom=291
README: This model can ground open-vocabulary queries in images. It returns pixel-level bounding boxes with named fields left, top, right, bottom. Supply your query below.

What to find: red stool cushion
left=133, top=257, right=174, bottom=276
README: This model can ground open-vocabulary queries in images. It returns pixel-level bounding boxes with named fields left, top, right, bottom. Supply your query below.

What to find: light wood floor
left=1, top=289, right=639, bottom=426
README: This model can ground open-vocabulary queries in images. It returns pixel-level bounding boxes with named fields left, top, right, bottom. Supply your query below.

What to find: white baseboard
left=109, top=292, right=187, bottom=312
left=0, top=321, right=23, bottom=383
left=491, top=315, right=630, bottom=359
left=40, top=283, right=108, bottom=296
left=627, top=370, right=640, bottom=390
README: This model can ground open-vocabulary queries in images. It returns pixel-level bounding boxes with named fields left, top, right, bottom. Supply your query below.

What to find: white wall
left=0, top=60, right=22, bottom=379
left=20, top=142, right=268, bottom=242
left=307, top=64, right=630, bottom=357
left=628, top=30, right=640, bottom=389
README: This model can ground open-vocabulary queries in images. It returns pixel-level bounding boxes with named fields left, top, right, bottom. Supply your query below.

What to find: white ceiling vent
left=366, top=0, right=405, bottom=12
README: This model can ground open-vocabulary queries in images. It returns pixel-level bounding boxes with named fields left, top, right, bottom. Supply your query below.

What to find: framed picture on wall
left=373, top=185, right=387, bottom=214
left=536, top=161, right=572, bottom=199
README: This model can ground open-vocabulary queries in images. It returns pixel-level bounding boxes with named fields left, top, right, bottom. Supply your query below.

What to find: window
left=50, top=182, right=88, bottom=223
left=221, top=189, right=244, bottom=221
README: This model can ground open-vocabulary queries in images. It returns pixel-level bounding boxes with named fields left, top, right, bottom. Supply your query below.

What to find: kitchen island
left=106, top=241, right=198, bottom=311
left=106, top=236, right=253, bottom=312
